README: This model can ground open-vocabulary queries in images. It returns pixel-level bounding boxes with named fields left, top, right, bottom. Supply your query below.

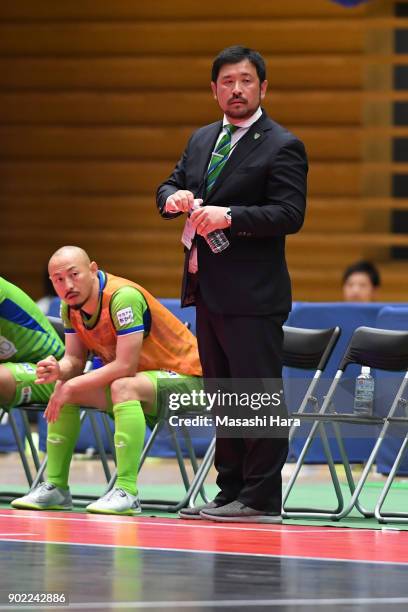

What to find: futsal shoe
left=200, top=500, right=282, bottom=524
left=86, top=487, right=141, bottom=516
left=11, top=482, right=72, bottom=511
left=179, top=500, right=224, bottom=520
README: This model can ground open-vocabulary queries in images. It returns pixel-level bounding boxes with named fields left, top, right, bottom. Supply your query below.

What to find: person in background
left=342, top=261, right=381, bottom=302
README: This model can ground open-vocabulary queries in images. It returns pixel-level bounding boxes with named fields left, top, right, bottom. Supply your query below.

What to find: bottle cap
left=361, top=366, right=371, bottom=375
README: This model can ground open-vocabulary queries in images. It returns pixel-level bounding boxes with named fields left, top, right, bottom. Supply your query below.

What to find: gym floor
left=1, top=454, right=408, bottom=611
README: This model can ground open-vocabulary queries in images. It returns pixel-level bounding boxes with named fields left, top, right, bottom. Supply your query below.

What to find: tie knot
left=224, top=124, right=239, bottom=136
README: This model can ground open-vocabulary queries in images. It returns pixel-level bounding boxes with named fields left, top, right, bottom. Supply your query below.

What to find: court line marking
left=0, top=533, right=38, bottom=537
left=1, top=537, right=408, bottom=566
left=0, top=512, right=398, bottom=535
left=1, top=597, right=408, bottom=609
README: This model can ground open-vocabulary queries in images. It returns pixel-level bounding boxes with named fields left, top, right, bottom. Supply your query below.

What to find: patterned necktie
left=206, top=124, right=239, bottom=194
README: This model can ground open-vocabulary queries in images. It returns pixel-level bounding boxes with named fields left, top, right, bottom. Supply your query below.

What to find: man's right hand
left=165, top=190, right=195, bottom=214
left=35, top=355, right=60, bottom=385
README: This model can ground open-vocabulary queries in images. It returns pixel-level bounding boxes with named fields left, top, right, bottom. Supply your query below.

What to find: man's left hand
left=190, top=206, right=230, bottom=236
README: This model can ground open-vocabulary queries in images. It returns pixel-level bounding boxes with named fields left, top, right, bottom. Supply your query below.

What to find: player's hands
left=165, top=190, right=196, bottom=213
left=190, top=205, right=230, bottom=236
left=36, top=355, right=60, bottom=384
left=44, top=380, right=69, bottom=423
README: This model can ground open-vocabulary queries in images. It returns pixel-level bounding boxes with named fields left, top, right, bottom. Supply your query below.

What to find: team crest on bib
left=116, top=307, right=134, bottom=327
left=0, top=336, right=17, bottom=360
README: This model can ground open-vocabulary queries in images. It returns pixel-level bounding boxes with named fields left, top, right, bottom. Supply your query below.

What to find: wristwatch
left=224, top=208, right=232, bottom=227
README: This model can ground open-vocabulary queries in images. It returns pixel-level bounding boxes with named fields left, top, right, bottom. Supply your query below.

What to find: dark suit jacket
left=156, top=110, right=308, bottom=316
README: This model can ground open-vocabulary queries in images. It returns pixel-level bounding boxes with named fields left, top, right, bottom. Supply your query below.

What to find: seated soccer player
left=12, top=246, right=202, bottom=516
left=0, top=276, right=64, bottom=413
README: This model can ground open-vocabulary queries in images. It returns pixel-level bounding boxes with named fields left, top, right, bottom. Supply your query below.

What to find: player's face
left=211, top=59, right=267, bottom=122
left=49, top=258, right=97, bottom=310
left=343, top=273, right=376, bottom=302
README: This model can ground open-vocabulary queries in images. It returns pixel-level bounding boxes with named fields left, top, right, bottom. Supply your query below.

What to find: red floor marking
left=0, top=510, right=407, bottom=565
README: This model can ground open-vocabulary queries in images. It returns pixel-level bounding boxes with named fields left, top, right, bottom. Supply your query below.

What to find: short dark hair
left=211, top=46, right=266, bottom=83
left=342, top=260, right=381, bottom=287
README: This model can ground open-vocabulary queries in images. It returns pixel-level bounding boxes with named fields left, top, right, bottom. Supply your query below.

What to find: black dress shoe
left=200, top=500, right=282, bottom=524
left=179, top=501, right=222, bottom=520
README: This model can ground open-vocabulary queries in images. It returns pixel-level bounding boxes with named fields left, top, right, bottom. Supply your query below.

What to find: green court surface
left=1, top=481, right=407, bottom=530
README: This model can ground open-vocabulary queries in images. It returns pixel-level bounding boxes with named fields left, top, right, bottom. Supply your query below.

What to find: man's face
left=343, top=272, right=376, bottom=302
left=211, top=59, right=267, bottom=121
left=49, top=256, right=97, bottom=311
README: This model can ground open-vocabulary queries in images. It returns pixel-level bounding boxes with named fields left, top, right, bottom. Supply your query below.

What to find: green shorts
left=1, top=362, right=55, bottom=409
left=104, top=370, right=203, bottom=430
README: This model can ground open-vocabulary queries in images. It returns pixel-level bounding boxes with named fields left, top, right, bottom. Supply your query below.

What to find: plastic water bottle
left=354, top=366, right=374, bottom=416
left=190, top=201, right=230, bottom=254
left=205, top=228, right=230, bottom=253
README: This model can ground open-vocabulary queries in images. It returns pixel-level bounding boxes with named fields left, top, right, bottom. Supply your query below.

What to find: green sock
left=47, top=404, right=80, bottom=490
left=113, top=400, right=146, bottom=496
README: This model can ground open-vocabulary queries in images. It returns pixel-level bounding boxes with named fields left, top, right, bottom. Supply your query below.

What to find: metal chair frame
left=283, top=326, right=408, bottom=520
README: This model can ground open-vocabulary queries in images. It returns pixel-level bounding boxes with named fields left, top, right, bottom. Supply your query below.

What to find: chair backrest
left=286, top=302, right=405, bottom=376
left=158, top=298, right=196, bottom=335
left=340, top=326, right=408, bottom=372
left=47, top=296, right=61, bottom=318
left=283, top=326, right=340, bottom=371
left=47, top=315, right=65, bottom=342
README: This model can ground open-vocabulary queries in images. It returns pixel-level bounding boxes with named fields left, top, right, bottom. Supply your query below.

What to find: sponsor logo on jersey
left=0, top=336, right=17, bottom=360
left=20, top=386, right=32, bottom=404
left=20, top=363, right=35, bottom=374
left=116, top=307, right=134, bottom=327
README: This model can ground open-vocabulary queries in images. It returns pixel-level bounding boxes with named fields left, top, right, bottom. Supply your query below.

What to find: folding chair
left=183, top=325, right=341, bottom=509
left=283, top=326, right=408, bottom=520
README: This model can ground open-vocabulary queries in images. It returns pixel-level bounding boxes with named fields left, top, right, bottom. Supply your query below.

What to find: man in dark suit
left=156, top=45, right=308, bottom=523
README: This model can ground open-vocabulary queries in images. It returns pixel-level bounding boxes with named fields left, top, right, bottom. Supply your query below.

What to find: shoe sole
left=11, top=501, right=72, bottom=511
left=86, top=507, right=142, bottom=516
left=178, top=512, right=203, bottom=520
left=199, top=512, right=282, bottom=524
left=179, top=503, right=223, bottom=520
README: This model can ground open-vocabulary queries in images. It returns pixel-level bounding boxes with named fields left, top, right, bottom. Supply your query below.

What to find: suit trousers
left=195, top=290, right=289, bottom=513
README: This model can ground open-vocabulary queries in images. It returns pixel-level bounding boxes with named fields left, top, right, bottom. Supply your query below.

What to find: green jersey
left=0, top=277, right=64, bottom=364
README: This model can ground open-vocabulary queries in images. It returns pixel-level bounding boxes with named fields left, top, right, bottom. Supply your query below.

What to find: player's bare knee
left=0, top=365, right=17, bottom=405
left=110, top=377, right=140, bottom=404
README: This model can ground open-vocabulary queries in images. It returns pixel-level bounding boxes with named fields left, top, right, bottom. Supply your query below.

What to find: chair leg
left=185, top=435, right=216, bottom=508
left=87, top=410, right=112, bottom=483
left=167, top=423, right=190, bottom=491
left=9, top=410, right=33, bottom=486
left=283, top=421, right=345, bottom=518
left=20, top=410, right=42, bottom=472
left=331, top=420, right=373, bottom=517
left=288, top=373, right=321, bottom=443
left=179, top=422, right=210, bottom=504
left=141, top=435, right=216, bottom=512
left=101, top=412, right=116, bottom=464
left=375, top=433, right=408, bottom=523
